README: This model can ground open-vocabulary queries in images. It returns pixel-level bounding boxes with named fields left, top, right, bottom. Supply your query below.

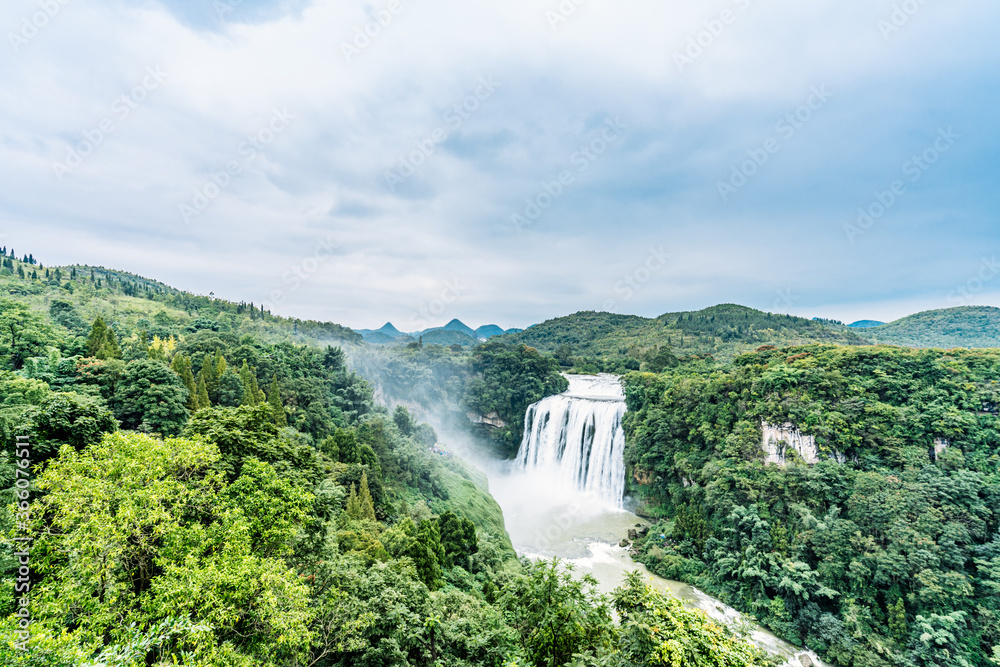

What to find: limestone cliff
left=762, top=421, right=844, bottom=467
left=467, top=411, right=507, bottom=429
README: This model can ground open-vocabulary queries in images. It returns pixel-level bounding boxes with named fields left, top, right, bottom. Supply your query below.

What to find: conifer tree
left=86, top=316, right=121, bottom=360
left=357, top=471, right=376, bottom=521
left=239, top=361, right=260, bottom=406
left=268, top=376, right=287, bottom=426
left=172, top=355, right=198, bottom=411
left=411, top=520, right=444, bottom=590
left=215, top=349, right=227, bottom=378
left=197, top=352, right=220, bottom=403
left=86, top=316, right=110, bottom=356
left=196, top=375, right=210, bottom=411
left=345, top=484, right=360, bottom=519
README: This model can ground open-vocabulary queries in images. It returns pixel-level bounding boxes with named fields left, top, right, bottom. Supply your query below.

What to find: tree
left=393, top=404, right=416, bottom=435
left=183, top=405, right=322, bottom=485
left=21, top=392, right=118, bottom=463
left=439, top=511, right=478, bottom=570
left=196, top=374, right=210, bottom=411
left=27, top=432, right=313, bottom=664
left=356, top=471, right=376, bottom=521
left=216, top=366, right=244, bottom=407
left=85, top=315, right=121, bottom=360
left=889, top=597, right=908, bottom=642
left=171, top=354, right=198, bottom=411
left=0, top=298, right=54, bottom=370
left=197, top=352, right=219, bottom=402
left=411, top=519, right=445, bottom=591
left=239, top=360, right=261, bottom=406
left=268, top=376, right=287, bottom=427
left=112, top=359, right=190, bottom=436
left=614, top=570, right=771, bottom=666
left=498, top=559, right=615, bottom=666
left=333, top=428, right=360, bottom=464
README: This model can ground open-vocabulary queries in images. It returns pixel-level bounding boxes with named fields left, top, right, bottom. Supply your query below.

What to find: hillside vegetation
left=502, top=304, right=869, bottom=370
left=0, top=248, right=772, bottom=666
left=860, top=306, right=1000, bottom=349
left=623, top=344, right=1000, bottom=667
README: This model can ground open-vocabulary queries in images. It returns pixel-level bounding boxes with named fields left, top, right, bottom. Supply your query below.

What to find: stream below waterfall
left=481, top=374, right=827, bottom=667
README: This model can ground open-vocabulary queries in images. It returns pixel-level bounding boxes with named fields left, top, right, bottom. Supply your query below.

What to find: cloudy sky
left=2, top=0, right=999, bottom=330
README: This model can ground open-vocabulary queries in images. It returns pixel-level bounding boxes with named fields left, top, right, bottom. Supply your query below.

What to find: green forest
left=622, top=345, right=1000, bottom=667
left=1, top=250, right=772, bottom=666
left=499, top=305, right=1000, bottom=373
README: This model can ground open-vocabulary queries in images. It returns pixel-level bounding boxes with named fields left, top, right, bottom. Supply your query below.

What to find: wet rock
left=799, top=654, right=814, bottom=667
left=619, top=539, right=630, bottom=547
left=627, top=529, right=638, bottom=540
left=638, top=526, right=649, bottom=537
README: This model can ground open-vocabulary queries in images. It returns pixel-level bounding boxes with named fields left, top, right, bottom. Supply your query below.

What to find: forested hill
left=502, top=304, right=869, bottom=370
left=1, top=248, right=361, bottom=348
left=858, top=306, right=1000, bottom=349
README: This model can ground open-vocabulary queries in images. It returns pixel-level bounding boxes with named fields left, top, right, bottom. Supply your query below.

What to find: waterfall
left=514, top=374, right=627, bottom=508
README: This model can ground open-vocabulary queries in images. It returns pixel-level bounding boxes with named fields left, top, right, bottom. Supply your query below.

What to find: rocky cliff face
left=467, top=411, right=507, bottom=429
left=762, top=422, right=844, bottom=467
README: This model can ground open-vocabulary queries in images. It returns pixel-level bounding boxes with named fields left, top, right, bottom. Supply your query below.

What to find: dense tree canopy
left=623, top=345, right=1000, bottom=667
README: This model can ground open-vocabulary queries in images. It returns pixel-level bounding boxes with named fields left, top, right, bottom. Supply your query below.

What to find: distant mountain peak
left=441, top=319, right=476, bottom=336
left=377, top=322, right=402, bottom=336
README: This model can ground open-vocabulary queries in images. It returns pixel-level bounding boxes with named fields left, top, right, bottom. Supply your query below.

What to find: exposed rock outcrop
left=762, top=422, right=843, bottom=467
left=467, top=411, right=507, bottom=429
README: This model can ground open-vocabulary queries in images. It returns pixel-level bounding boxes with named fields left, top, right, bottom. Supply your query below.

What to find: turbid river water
left=486, top=475, right=827, bottom=667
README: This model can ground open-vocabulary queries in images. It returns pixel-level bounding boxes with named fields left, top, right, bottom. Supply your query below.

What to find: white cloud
left=2, top=0, right=999, bottom=329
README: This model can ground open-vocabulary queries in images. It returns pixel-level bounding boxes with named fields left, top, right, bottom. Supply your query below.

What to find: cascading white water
left=514, top=374, right=626, bottom=508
